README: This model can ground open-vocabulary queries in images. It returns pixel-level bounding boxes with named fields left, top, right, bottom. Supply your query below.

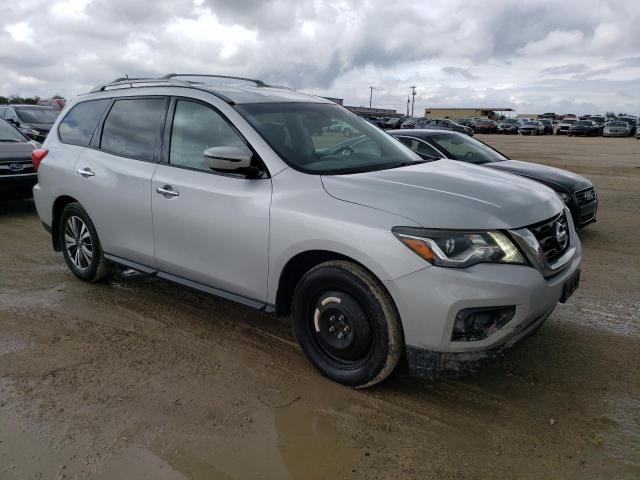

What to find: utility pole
left=369, top=85, right=375, bottom=109
left=406, top=97, right=410, bottom=116
left=410, top=86, right=417, bottom=117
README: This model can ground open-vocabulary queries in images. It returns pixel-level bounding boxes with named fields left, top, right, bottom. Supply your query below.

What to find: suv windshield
left=16, top=107, right=59, bottom=124
left=576, top=121, right=591, bottom=126
left=0, top=119, right=27, bottom=142
left=427, top=133, right=507, bottom=164
left=235, top=103, right=423, bottom=174
left=502, top=119, right=517, bottom=124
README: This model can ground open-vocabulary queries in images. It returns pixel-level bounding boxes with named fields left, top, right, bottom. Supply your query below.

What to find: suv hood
left=484, top=160, right=592, bottom=193
left=322, top=160, right=563, bottom=229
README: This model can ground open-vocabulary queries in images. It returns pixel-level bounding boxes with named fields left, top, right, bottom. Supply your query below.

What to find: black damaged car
left=388, top=129, right=598, bottom=227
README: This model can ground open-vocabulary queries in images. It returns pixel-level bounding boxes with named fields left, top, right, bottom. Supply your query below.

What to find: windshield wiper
left=0, top=139, right=22, bottom=142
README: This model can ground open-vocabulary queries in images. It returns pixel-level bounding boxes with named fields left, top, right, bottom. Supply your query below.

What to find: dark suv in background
left=568, top=120, right=600, bottom=136
left=0, top=105, right=59, bottom=143
left=497, top=118, right=519, bottom=134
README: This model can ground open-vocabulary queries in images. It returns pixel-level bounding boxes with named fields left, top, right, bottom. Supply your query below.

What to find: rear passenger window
left=101, top=98, right=166, bottom=161
left=170, top=100, right=246, bottom=171
left=58, top=99, right=110, bottom=146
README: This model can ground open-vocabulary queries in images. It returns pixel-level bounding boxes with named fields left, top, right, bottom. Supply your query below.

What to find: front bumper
left=0, top=173, right=37, bottom=198
left=385, top=227, right=582, bottom=375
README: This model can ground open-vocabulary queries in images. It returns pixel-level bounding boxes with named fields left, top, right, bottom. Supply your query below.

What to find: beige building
left=424, top=107, right=514, bottom=120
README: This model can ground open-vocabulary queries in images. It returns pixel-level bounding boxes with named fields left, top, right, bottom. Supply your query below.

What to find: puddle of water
left=0, top=378, right=92, bottom=479
left=95, top=446, right=188, bottom=480
left=150, top=389, right=364, bottom=480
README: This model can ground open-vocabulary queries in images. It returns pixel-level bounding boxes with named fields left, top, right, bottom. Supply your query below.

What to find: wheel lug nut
left=339, top=315, right=345, bottom=321
left=337, top=333, right=344, bottom=339
left=328, top=326, right=335, bottom=333
left=344, top=325, right=350, bottom=333
left=329, top=316, right=336, bottom=322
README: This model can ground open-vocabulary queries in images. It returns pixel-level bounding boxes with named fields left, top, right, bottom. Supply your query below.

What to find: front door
left=152, top=98, right=272, bottom=302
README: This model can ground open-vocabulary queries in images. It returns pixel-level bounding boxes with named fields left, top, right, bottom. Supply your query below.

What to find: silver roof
left=89, top=74, right=333, bottom=105
left=194, top=84, right=333, bottom=105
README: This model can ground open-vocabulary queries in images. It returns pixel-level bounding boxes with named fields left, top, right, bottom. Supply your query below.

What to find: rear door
left=73, top=96, right=168, bottom=267
left=151, top=98, right=272, bottom=302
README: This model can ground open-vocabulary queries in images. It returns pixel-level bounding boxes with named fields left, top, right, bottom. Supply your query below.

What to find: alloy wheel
left=64, top=215, right=93, bottom=271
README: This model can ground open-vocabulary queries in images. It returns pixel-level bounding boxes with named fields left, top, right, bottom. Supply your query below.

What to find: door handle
left=156, top=185, right=179, bottom=198
left=76, top=167, right=95, bottom=177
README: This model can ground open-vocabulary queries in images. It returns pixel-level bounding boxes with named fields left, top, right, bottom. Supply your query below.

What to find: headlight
left=557, top=192, right=571, bottom=203
left=392, top=228, right=526, bottom=268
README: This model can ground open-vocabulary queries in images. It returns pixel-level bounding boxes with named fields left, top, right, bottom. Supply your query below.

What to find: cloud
left=442, top=67, right=478, bottom=80
left=0, top=0, right=638, bottom=115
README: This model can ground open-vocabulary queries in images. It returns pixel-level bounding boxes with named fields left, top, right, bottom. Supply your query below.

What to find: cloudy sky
left=2, top=0, right=639, bottom=115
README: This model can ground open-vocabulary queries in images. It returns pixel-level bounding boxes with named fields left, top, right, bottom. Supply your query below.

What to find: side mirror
left=204, top=146, right=253, bottom=173
left=7, top=119, right=19, bottom=126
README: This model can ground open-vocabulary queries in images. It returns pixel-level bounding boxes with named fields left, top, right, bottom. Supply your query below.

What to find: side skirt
left=104, top=253, right=275, bottom=313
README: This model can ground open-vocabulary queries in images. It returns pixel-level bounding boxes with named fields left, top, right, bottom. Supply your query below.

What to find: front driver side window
left=170, top=100, right=246, bottom=171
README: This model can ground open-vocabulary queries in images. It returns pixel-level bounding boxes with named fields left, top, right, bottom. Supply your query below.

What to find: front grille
left=527, top=212, right=570, bottom=264
left=0, top=160, right=34, bottom=176
left=575, top=186, right=596, bottom=205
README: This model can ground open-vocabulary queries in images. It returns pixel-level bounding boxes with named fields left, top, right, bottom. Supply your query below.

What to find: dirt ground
left=1, top=135, right=639, bottom=479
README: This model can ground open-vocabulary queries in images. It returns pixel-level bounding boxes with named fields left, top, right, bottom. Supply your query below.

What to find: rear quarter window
left=58, top=99, right=111, bottom=147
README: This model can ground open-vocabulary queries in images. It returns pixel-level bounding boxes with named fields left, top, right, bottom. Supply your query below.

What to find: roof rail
left=88, top=77, right=236, bottom=104
left=162, top=73, right=267, bottom=87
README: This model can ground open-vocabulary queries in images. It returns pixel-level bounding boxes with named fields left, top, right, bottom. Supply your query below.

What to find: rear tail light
left=32, top=148, right=49, bottom=171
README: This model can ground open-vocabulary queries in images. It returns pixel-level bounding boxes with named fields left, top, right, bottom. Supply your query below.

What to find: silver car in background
left=519, top=120, right=545, bottom=135
left=602, top=121, right=631, bottom=137
left=31, top=74, right=582, bottom=387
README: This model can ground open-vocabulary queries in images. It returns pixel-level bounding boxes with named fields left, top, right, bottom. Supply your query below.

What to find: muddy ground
left=1, top=135, right=639, bottom=479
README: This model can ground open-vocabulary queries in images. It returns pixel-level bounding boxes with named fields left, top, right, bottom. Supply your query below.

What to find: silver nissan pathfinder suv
left=32, top=74, right=582, bottom=387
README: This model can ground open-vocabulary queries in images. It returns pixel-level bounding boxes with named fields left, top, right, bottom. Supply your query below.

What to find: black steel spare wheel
left=292, top=260, right=404, bottom=387
left=313, top=291, right=372, bottom=363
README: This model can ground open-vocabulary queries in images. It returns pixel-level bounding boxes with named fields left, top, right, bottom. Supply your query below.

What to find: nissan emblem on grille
left=554, top=220, right=569, bottom=250
left=9, top=163, right=25, bottom=172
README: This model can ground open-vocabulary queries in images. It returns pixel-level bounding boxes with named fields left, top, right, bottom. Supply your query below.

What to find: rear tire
left=59, top=203, right=114, bottom=283
left=292, top=260, right=403, bottom=387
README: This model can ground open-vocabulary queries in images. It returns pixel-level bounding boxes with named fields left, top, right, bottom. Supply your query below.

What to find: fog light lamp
left=451, top=306, right=516, bottom=341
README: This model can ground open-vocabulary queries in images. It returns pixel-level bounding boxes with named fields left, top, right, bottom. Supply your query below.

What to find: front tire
left=292, top=260, right=403, bottom=387
left=59, top=203, right=113, bottom=283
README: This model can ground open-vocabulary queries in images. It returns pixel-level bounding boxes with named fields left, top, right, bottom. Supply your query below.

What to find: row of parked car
left=365, top=113, right=639, bottom=138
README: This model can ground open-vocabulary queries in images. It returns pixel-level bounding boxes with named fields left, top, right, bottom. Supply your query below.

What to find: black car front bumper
left=0, top=173, right=37, bottom=199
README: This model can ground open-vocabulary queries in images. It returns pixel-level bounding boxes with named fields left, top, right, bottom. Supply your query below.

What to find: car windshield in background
left=608, top=121, right=628, bottom=127
left=562, top=119, right=577, bottom=124
left=523, top=121, right=537, bottom=126
left=427, top=133, right=507, bottom=164
left=576, top=121, right=591, bottom=126
left=618, top=117, right=637, bottom=125
left=502, top=119, right=517, bottom=124
left=0, top=120, right=27, bottom=142
left=235, top=103, right=423, bottom=175
left=16, top=108, right=59, bottom=124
